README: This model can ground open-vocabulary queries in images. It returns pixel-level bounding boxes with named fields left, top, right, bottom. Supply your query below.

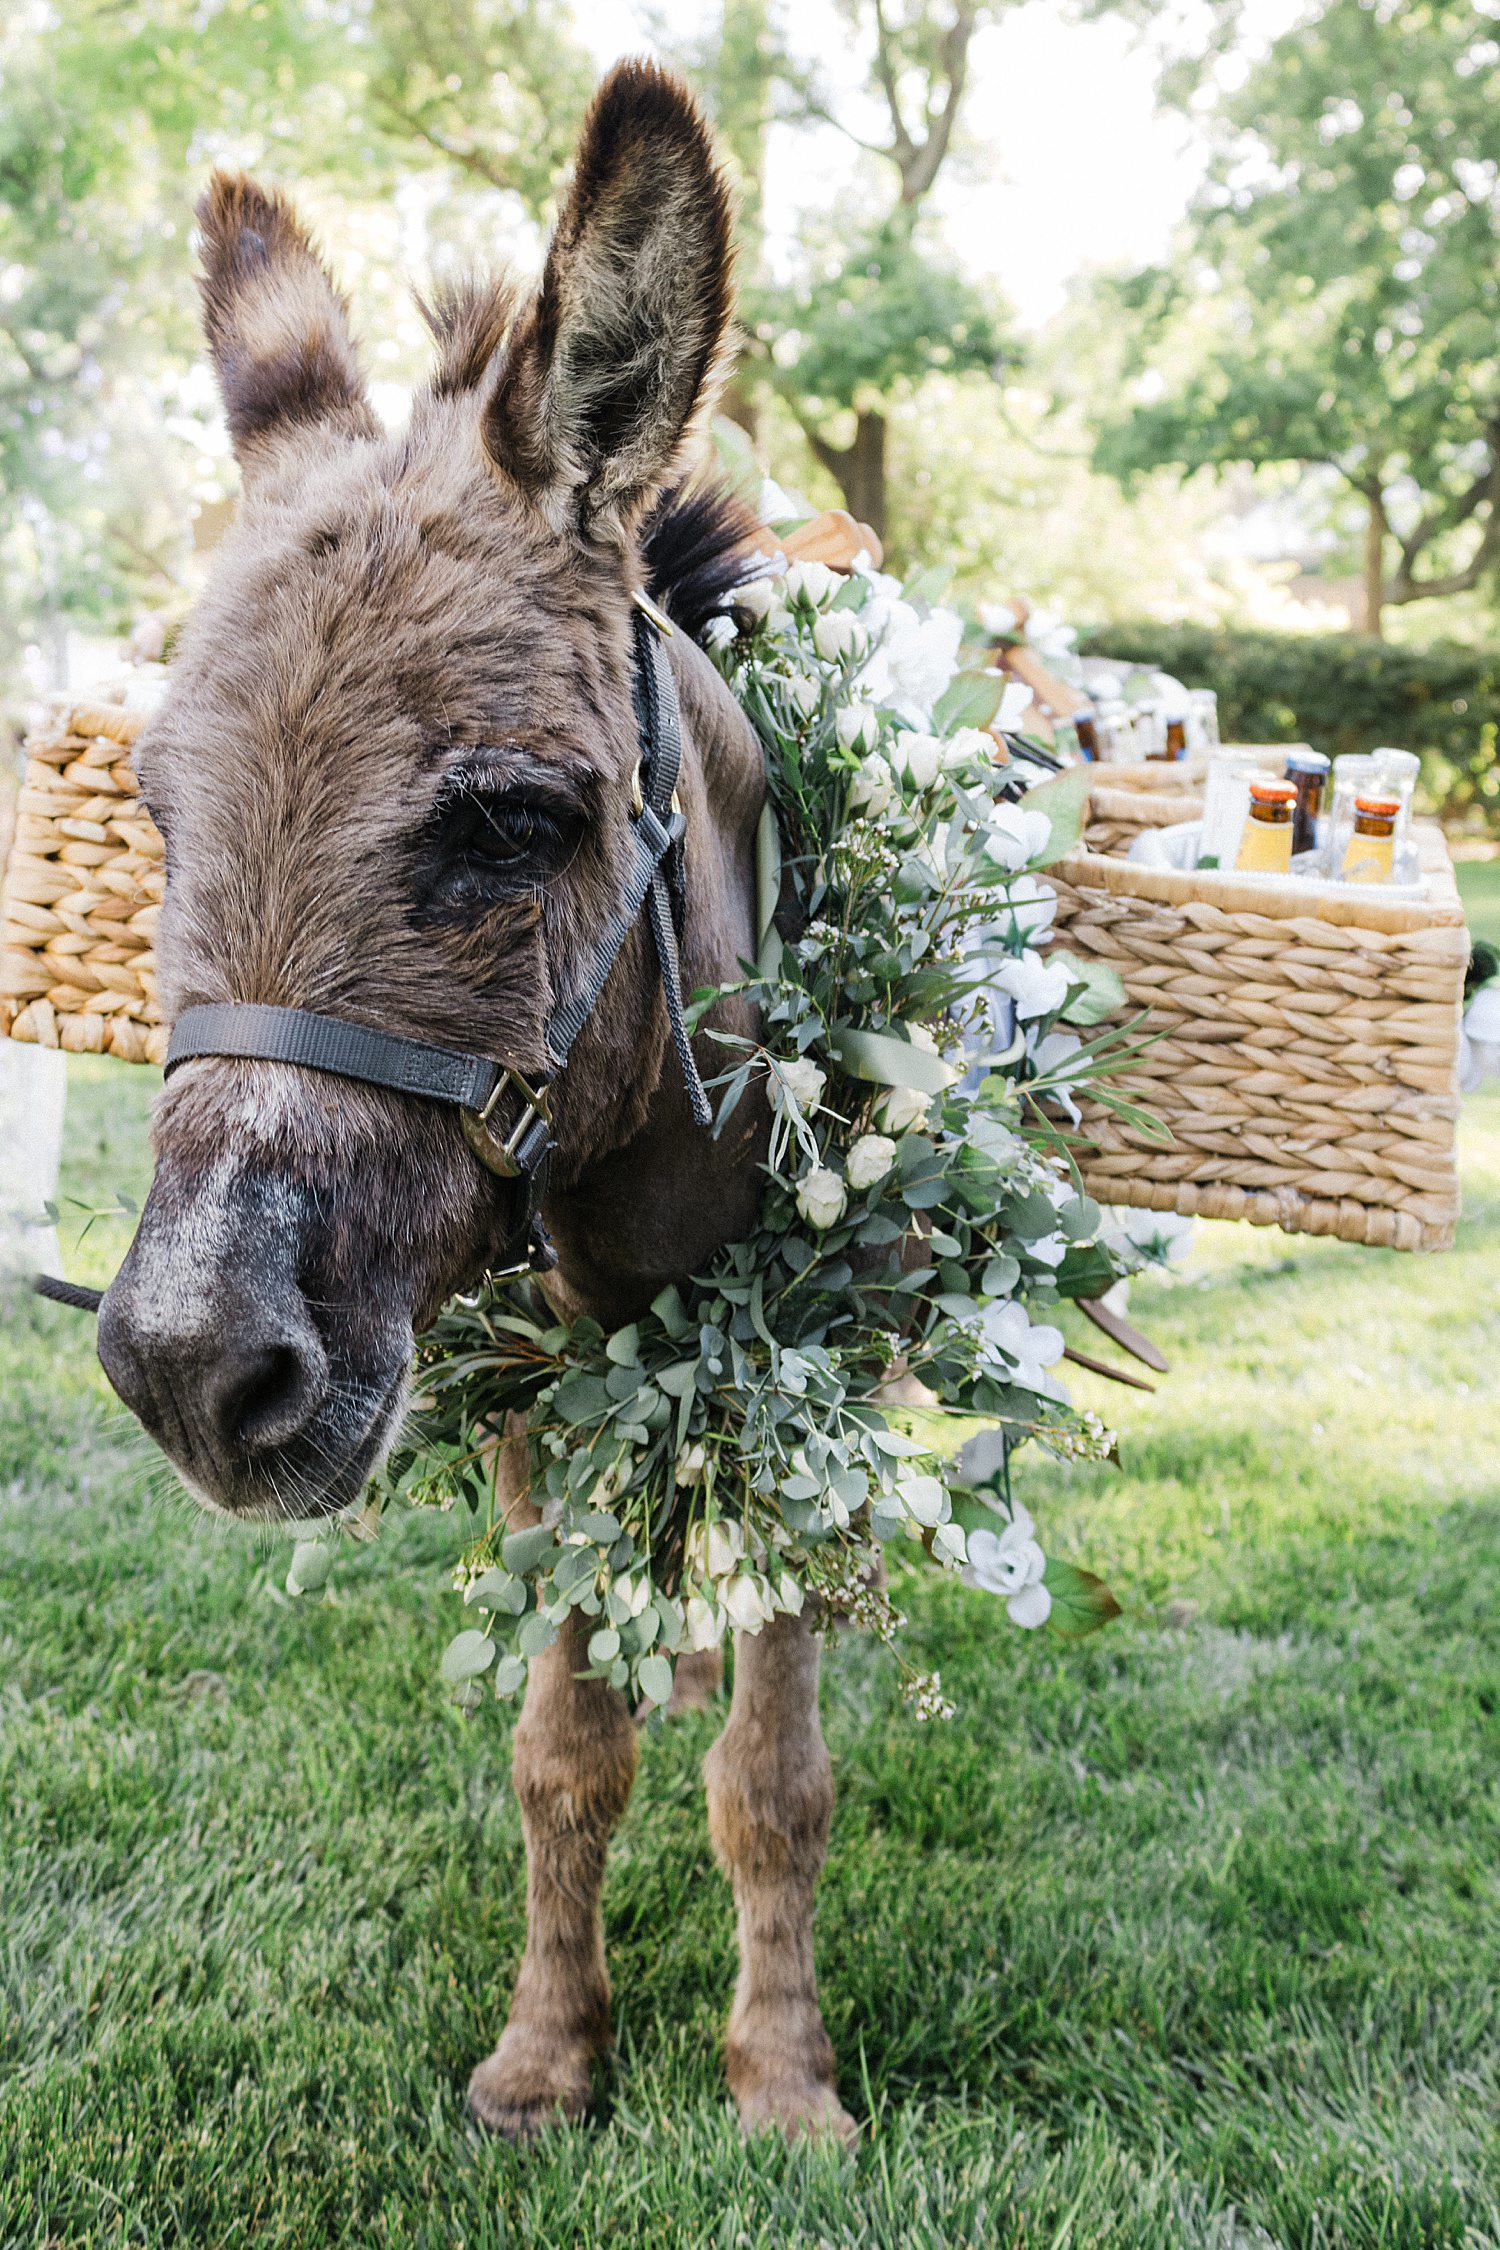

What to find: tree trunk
left=1362, top=490, right=1386, bottom=638
left=808, top=410, right=888, bottom=545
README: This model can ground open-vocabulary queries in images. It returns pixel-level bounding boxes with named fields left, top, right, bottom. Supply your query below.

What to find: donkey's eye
left=464, top=800, right=546, bottom=864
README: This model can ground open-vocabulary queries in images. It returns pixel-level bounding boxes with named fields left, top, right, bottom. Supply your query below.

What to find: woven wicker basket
left=1, top=696, right=166, bottom=1065
left=1051, top=781, right=1468, bottom=1252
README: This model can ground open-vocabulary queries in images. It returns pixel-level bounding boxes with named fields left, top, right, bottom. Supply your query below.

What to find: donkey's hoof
left=735, top=2077, right=858, bottom=2148
left=468, top=2033, right=592, bottom=2141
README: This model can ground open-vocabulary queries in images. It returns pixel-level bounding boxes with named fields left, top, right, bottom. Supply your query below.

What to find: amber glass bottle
left=1235, top=782, right=1296, bottom=875
left=1342, top=795, right=1399, bottom=884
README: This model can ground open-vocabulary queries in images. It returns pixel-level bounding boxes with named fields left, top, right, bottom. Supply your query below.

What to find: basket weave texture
left=1, top=697, right=166, bottom=1066
left=1051, top=785, right=1468, bottom=1252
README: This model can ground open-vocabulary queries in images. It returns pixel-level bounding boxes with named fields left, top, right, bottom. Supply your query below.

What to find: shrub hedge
left=1076, top=623, right=1500, bottom=829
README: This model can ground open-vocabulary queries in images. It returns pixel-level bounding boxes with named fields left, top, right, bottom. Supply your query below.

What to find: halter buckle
left=463, top=1067, right=552, bottom=1180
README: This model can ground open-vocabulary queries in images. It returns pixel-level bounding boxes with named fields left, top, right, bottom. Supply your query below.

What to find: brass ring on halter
left=462, top=1067, right=551, bottom=1179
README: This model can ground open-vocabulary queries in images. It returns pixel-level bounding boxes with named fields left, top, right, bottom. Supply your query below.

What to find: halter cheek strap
left=161, top=600, right=712, bottom=1280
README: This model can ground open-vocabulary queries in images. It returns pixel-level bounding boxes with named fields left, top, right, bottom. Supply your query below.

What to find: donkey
left=95, top=63, right=856, bottom=2144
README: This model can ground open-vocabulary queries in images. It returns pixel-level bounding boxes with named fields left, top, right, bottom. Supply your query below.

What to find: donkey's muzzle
left=96, top=1168, right=404, bottom=1518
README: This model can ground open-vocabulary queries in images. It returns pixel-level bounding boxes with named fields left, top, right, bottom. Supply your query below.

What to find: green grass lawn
left=3, top=1058, right=1499, bottom=2249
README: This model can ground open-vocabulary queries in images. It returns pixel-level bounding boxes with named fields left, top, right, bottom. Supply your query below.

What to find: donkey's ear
left=484, top=62, right=735, bottom=539
left=196, top=172, right=376, bottom=469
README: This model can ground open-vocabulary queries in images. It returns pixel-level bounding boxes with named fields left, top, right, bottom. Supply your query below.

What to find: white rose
left=772, top=1056, right=825, bottom=1115
left=775, top=1573, right=805, bottom=1616
left=813, top=609, right=867, bottom=663
left=734, top=574, right=779, bottom=621
left=992, top=947, right=1071, bottom=1021
left=997, top=680, right=1035, bottom=731
left=675, top=1441, right=707, bottom=1487
left=610, top=1571, right=652, bottom=1617
left=784, top=559, right=838, bottom=610
left=786, top=672, right=821, bottom=719
left=894, top=732, right=943, bottom=792
left=795, top=1166, right=848, bottom=1230
left=845, top=1133, right=896, bottom=1190
left=877, top=1084, right=930, bottom=1135
left=963, top=1505, right=1051, bottom=1629
left=977, top=600, right=1019, bottom=637
left=940, top=726, right=994, bottom=774
left=767, top=603, right=794, bottom=633
left=723, top=1573, right=775, bottom=1632
left=835, top=701, right=880, bottom=754
left=685, top=1595, right=726, bottom=1650
left=994, top=872, right=1057, bottom=945
left=706, top=1518, right=744, bottom=1579
left=847, top=754, right=894, bottom=817
left=983, top=803, right=1052, bottom=871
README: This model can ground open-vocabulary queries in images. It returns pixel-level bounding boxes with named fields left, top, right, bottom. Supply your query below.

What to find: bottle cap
left=1284, top=750, right=1330, bottom=775
left=1248, top=781, right=1296, bottom=803
left=1354, top=796, right=1400, bottom=816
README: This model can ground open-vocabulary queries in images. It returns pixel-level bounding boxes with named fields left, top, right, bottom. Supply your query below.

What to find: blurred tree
left=0, top=0, right=591, bottom=688
left=1091, top=0, right=1500, bottom=638
left=745, top=0, right=1012, bottom=543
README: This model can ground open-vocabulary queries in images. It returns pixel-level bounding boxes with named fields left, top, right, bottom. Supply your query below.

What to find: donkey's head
left=97, top=63, right=739, bottom=1520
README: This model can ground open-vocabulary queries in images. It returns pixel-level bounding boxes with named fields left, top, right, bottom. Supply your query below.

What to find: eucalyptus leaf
left=503, top=1525, right=558, bottom=1577
left=637, top=1653, right=674, bottom=1708
left=440, top=1629, right=495, bottom=1683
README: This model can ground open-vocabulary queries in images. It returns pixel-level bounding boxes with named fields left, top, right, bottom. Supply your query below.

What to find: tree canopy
left=1091, top=0, right=1500, bottom=634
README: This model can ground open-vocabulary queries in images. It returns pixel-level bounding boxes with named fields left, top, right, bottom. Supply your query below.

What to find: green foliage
left=388, top=564, right=1129, bottom=1715
left=6, top=1065, right=1500, bottom=2242
left=1080, top=620, right=1500, bottom=828
left=749, top=220, right=1006, bottom=417
left=1092, top=0, right=1500, bottom=616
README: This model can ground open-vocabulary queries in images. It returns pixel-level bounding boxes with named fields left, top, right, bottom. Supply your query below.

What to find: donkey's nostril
left=207, top=1334, right=328, bottom=1458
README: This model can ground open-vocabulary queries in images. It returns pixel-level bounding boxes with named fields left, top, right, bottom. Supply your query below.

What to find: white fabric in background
left=0, top=1043, right=67, bottom=1279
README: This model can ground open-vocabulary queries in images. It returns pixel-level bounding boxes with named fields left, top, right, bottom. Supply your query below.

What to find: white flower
left=976, top=1299, right=1066, bottom=1395
left=977, top=600, right=1019, bottom=637
left=784, top=559, right=838, bottom=611
left=847, top=753, right=894, bottom=816
left=702, top=612, right=737, bottom=649
left=940, top=726, right=994, bottom=775
left=735, top=574, right=779, bottom=622
left=1462, top=984, right=1500, bottom=1089
left=786, top=672, right=821, bottom=719
left=997, top=679, right=1036, bottom=731
left=906, top=1023, right=940, bottom=1055
left=877, top=1084, right=930, bottom=1135
left=1104, top=1206, right=1195, bottom=1265
left=992, top=947, right=1071, bottom=1021
left=723, top=1573, right=775, bottom=1632
left=796, top=1166, right=847, bottom=1230
left=675, top=1442, right=708, bottom=1487
left=775, top=1572, right=805, bottom=1616
left=687, top=1517, right=744, bottom=1580
left=862, top=597, right=963, bottom=725
left=994, top=873, right=1057, bottom=945
left=893, top=732, right=944, bottom=793
left=846, top=1133, right=896, bottom=1190
left=685, top=1594, right=726, bottom=1650
left=983, top=802, right=1052, bottom=871
left=1028, top=1028, right=1088, bottom=1125
left=610, top=1571, right=652, bottom=1617
left=964, top=1506, right=1051, bottom=1628
left=773, top=1056, right=826, bottom=1115
left=759, top=475, right=798, bottom=524
left=813, top=609, right=868, bottom=663
left=1027, top=1231, right=1067, bottom=1268
left=835, top=701, right=881, bottom=754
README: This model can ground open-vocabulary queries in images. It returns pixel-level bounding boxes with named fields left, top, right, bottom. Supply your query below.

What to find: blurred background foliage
left=5, top=0, right=1500, bottom=803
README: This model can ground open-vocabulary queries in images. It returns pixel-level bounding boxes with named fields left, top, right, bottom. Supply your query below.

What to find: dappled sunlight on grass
left=1, top=1066, right=1497, bottom=2245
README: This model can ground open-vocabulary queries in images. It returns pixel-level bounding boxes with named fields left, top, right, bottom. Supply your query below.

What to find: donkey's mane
left=642, top=476, right=762, bottom=642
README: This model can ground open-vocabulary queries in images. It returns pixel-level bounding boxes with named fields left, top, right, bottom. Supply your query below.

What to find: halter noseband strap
left=163, top=600, right=713, bottom=1280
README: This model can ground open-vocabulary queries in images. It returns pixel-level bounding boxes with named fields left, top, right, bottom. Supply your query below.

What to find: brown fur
left=97, top=63, right=851, bottom=2144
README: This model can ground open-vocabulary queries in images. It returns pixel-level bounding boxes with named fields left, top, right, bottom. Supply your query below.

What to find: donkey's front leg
left=703, top=1610, right=855, bottom=2143
left=469, top=1614, right=637, bottom=2138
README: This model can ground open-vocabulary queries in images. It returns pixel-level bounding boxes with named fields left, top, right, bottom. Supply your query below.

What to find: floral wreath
left=289, top=546, right=1156, bottom=1716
